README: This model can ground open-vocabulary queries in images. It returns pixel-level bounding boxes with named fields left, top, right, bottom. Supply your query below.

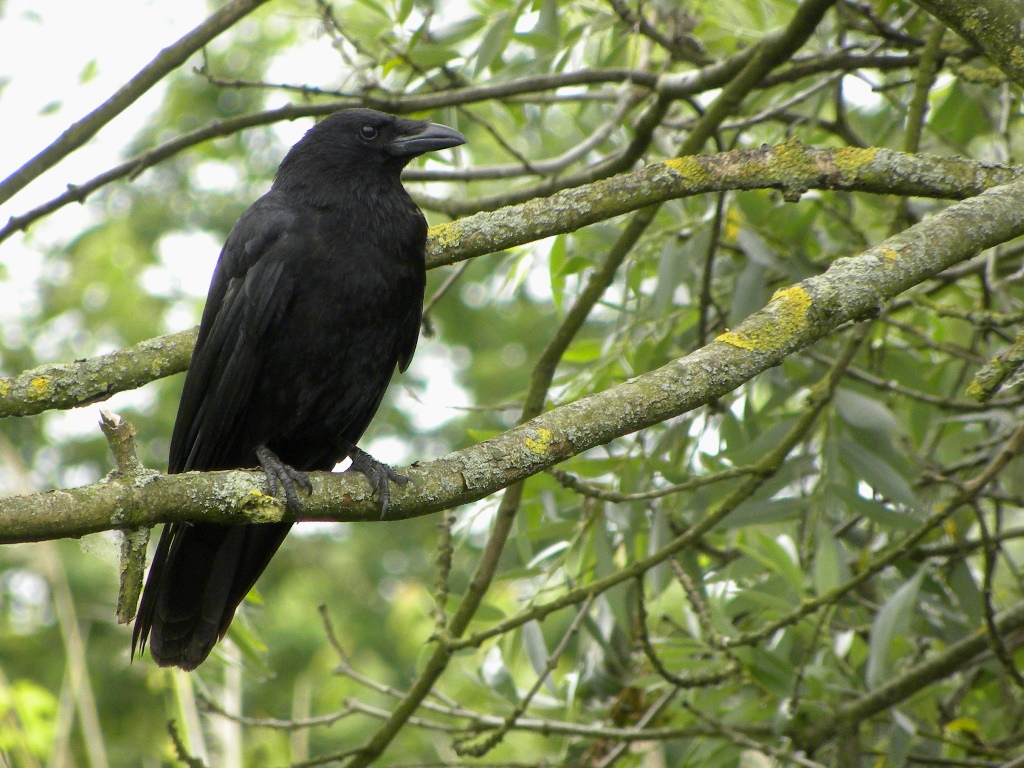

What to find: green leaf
left=840, top=439, right=921, bottom=512
left=736, top=228, right=784, bottom=271
left=475, top=13, right=516, bottom=74
left=225, top=618, right=269, bottom=672
left=396, top=0, right=413, bottom=24
left=526, top=540, right=570, bottom=569
left=930, top=80, right=992, bottom=147
left=835, top=389, right=903, bottom=434
left=646, top=509, right=671, bottom=597
left=534, top=0, right=560, bottom=47
left=651, top=232, right=697, bottom=316
left=562, top=338, right=602, bottom=363
left=736, top=531, right=804, bottom=596
left=470, top=601, right=508, bottom=622
left=592, top=516, right=632, bottom=632
left=749, top=646, right=796, bottom=696
left=948, top=561, right=983, bottom=630
left=724, top=496, right=809, bottom=528
left=522, top=620, right=557, bottom=695
left=833, top=485, right=919, bottom=530
left=728, top=418, right=799, bottom=464
left=889, top=709, right=917, bottom=768
left=351, top=0, right=389, bottom=17
left=813, top=523, right=848, bottom=596
left=481, top=645, right=520, bottom=703
left=79, top=58, right=98, bottom=84
left=866, top=568, right=924, bottom=689
left=432, top=15, right=487, bottom=45
left=406, top=43, right=461, bottom=70
left=728, top=258, right=769, bottom=328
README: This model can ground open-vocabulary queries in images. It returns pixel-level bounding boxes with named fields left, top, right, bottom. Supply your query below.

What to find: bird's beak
left=388, top=122, right=466, bottom=158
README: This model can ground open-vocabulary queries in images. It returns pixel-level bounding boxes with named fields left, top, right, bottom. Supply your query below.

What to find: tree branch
left=2, top=145, right=1018, bottom=419
left=0, top=328, right=197, bottom=419
left=912, top=0, right=1024, bottom=86
left=5, top=177, right=1024, bottom=546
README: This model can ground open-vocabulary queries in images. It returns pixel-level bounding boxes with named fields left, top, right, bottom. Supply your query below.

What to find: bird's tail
left=132, top=521, right=292, bottom=670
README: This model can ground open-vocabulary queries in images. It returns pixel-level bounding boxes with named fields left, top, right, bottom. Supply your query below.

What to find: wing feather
left=169, top=201, right=297, bottom=473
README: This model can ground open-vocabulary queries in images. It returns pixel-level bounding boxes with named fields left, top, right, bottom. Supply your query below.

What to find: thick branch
left=0, top=328, right=197, bottom=419
left=912, top=0, right=1024, bottom=86
left=5, top=176, right=1024, bottom=543
left=2, top=145, right=1018, bottom=420
left=402, top=145, right=1023, bottom=269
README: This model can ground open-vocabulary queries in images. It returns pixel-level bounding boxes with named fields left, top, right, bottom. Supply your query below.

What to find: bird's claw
left=256, top=445, right=312, bottom=512
left=345, top=444, right=409, bottom=518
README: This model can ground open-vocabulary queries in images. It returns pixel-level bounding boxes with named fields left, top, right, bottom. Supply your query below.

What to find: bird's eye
left=359, top=125, right=378, bottom=140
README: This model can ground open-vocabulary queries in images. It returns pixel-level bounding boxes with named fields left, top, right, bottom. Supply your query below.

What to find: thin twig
left=594, top=687, right=680, bottom=768
left=635, top=577, right=739, bottom=688
left=453, top=594, right=596, bottom=757
left=167, top=720, right=209, bottom=768
left=433, top=512, right=457, bottom=636
left=421, top=261, right=471, bottom=338
left=973, top=501, right=1024, bottom=691
left=547, top=462, right=757, bottom=503
left=683, top=702, right=829, bottom=768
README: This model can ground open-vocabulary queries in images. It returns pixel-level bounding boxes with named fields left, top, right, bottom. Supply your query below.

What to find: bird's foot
left=344, top=443, right=409, bottom=518
left=256, top=445, right=313, bottom=512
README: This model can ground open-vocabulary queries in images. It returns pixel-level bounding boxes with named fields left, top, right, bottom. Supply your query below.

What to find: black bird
left=132, top=109, right=466, bottom=670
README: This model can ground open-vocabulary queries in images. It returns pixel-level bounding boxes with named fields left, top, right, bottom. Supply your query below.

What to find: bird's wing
left=395, top=212, right=427, bottom=374
left=168, top=200, right=299, bottom=473
left=395, top=295, right=423, bottom=374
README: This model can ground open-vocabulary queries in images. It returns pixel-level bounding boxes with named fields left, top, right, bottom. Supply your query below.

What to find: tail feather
left=132, top=521, right=292, bottom=670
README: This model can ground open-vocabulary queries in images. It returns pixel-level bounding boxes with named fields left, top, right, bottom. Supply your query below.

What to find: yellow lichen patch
left=832, top=146, right=878, bottom=180
left=765, top=139, right=818, bottom=200
left=716, top=330, right=757, bottom=351
left=0, top=379, right=9, bottom=397
left=771, top=285, right=812, bottom=314
left=876, top=252, right=901, bottom=270
left=427, top=222, right=462, bottom=253
left=965, top=377, right=989, bottom=403
left=237, top=488, right=285, bottom=523
left=772, top=137, right=808, bottom=165
left=716, top=286, right=812, bottom=353
left=662, top=156, right=711, bottom=184
left=525, top=428, right=553, bottom=455
left=27, top=377, right=52, bottom=400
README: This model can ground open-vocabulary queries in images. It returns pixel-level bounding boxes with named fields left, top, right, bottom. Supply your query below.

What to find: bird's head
left=278, top=108, right=466, bottom=182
